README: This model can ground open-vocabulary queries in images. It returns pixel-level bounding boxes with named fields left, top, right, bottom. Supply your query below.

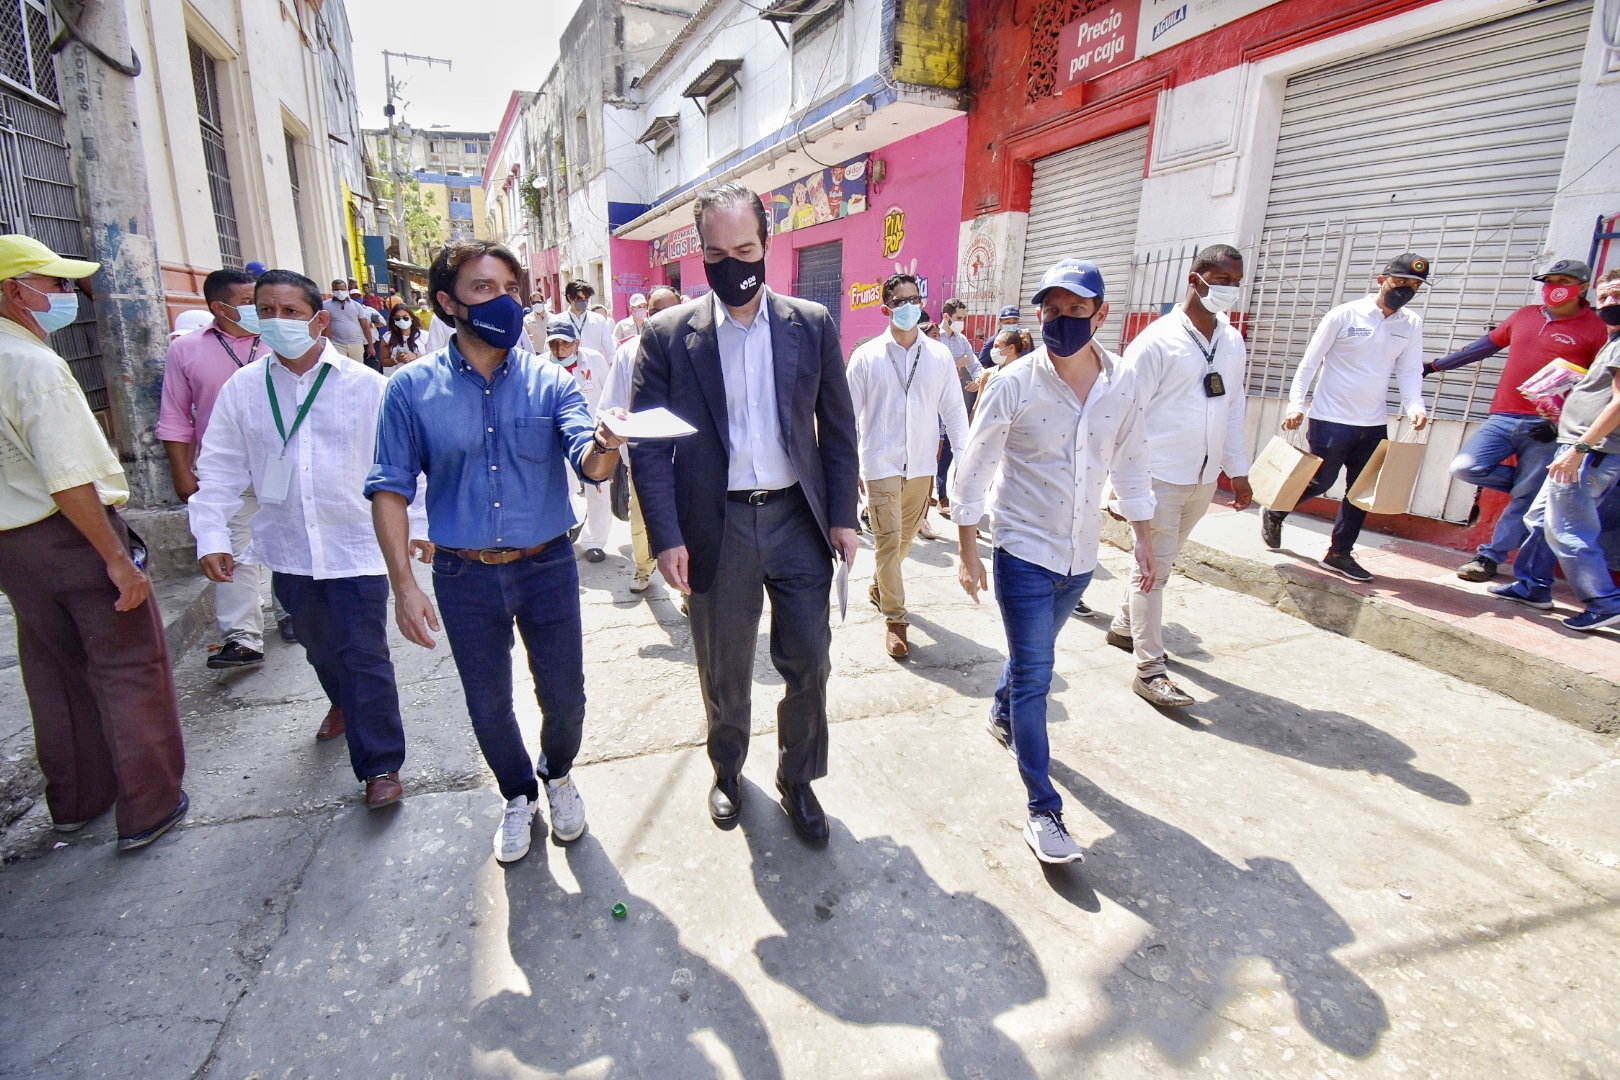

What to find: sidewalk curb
left=1101, top=517, right=1620, bottom=734
left=0, top=574, right=215, bottom=832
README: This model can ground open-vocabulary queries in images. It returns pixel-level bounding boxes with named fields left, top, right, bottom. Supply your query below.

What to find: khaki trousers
left=628, top=479, right=657, bottom=576
left=1111, top=479, right=1217, bottom=677
left=331, top=341, right=366, bottom=362
left=866, top=474, right=933, bottom=624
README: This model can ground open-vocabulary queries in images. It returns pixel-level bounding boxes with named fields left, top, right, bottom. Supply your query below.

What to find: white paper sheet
left=600, top=407, right=698, bottom=440
left=836, top=552, right=849, bottom=623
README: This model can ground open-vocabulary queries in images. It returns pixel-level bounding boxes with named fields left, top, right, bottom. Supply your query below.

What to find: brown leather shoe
left=316, top=706, right=345, bottom=742
left=885, top=621, right=910, bottom=659
left=868, top=582, right=881, bottom=610
left=365, top=772, right=403, bottom=809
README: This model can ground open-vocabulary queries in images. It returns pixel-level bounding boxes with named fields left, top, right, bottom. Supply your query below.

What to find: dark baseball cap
left=544, top=314, right=577, bottom=343
left=1031, top=259, right=1105, bottom=306
left=1534, top=259, right=1592, bottom=283
left=998, top=305, right=1021, bottom=320
left=1382, top=253, right=1431, bottom=281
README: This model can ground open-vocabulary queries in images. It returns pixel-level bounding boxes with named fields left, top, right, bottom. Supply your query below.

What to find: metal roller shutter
left=1020, top=126, right=1148, bottom=352
left=793, top=239, right=844, bottom=334
left=1247, top=0, right=1591, bottom=424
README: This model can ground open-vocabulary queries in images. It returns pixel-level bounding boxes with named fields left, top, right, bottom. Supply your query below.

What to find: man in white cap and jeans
left=545, top=314, right=613, bottom=563
left=0, top=234, right=188, bottom=850
left=614, top=293, right=649, bottom=345
left=952, top=258, right=1156, bottom=865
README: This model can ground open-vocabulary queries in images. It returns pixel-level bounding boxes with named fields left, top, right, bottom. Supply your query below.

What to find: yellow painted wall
left=893, top=0, right=967, bottom=90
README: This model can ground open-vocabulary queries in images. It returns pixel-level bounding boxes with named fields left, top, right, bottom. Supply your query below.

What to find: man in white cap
left=0, top=234, right=188, bottom=850
left=614, top=293, right=649, bottom=345
left=546, top=314, right=614, bottom=563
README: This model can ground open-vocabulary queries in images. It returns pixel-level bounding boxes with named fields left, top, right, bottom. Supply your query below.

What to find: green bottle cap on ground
left=612, top=902, right=627, bottom=919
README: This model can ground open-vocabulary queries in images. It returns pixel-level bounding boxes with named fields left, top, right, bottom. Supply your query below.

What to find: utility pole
left=382, top=50, right=451, bottom=266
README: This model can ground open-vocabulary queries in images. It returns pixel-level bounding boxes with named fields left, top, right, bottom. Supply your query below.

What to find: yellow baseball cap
left=0, top=234, right=100, bottom=281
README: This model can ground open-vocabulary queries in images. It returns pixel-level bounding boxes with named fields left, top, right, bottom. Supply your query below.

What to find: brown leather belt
left=440, top=540, right=550, bottom=565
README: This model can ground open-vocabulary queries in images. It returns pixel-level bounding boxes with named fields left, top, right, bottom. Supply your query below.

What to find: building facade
left=485, top=91, right=537, bottom=283
left=612, top=0, right=970, bottom=352
left=958, top=0, right=1620, bottom=544
left=0, top=0, right=372, bottom=505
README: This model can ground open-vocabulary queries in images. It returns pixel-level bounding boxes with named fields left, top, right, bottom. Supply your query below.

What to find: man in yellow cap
left=0, top=234, right=188, bottom=851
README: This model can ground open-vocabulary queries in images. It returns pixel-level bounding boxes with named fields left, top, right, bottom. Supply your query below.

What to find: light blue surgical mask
left=20, top=281, right=81, bottom=335
left=890, top=301, right=922, bottom=332
left=234, top=304, right=262, bottom=334
left=259, top=314, right=319, bottom=359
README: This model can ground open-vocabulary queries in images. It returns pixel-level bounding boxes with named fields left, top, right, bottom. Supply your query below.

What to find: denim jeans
left=1524, top=452, right=1620, bottom=615
left=990, top=548, right=1093, bottom=814
left=271, top=573, right=405, bottom=782
left=1267, top=419, right=1387, bottom=555
left=1449, top=413, right=1558, bottom=564
left=431, top=538, right=584, bottom=803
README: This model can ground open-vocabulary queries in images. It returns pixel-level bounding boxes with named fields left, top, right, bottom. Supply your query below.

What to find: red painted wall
left=961, top=0, right=1442, bottom=219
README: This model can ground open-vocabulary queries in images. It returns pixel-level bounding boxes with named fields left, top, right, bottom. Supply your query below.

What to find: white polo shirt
left=1289, top=295, right=1427, bottom=427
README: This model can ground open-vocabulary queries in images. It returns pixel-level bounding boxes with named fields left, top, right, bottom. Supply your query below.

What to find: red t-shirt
left=1486, top=303, right=1609, bottom=415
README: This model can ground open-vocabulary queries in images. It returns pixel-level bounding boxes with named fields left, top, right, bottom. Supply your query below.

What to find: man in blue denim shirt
left=365, top=240, right=627, bottom=864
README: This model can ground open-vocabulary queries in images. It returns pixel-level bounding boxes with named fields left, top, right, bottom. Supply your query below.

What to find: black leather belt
left=726, top=483, right=800, bottom=506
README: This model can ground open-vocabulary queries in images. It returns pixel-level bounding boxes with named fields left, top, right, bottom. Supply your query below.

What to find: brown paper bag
left=1347, top=438, right=1424, bottom=514
left=1249, top=436, right=1323, bottom=512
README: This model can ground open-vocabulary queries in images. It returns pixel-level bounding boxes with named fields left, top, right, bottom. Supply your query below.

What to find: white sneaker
left=495, top=795, right=537, bottom=863
left=630, top=572, right=651, bottom=593
left=1024, top=810, right=1084, bottom=864
left=545, top=775, right=586, bottom=842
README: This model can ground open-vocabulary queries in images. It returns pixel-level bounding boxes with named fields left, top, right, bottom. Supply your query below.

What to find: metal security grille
left=1020, top=125, right=1148, bottom=354
left=793, top=239, right=843, bottom=335
left=1248, top=0, right=1589, bottom=422
left=0, top=0, right=56, bottom=104
left=285, top=129, right=309, bottom=274
left=0, top=86, right=107, bottom=410
left=189, top=38, right=242, bottom=268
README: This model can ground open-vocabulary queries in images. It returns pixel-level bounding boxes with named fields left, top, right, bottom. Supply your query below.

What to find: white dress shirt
left=1124, top=308, right=1251, bottom=485
left=559, top=345, right=605, bottom=416
left=568, top=307, right=617, bottom=365
left=423, top=313, right=453, bottom=355
left=599, top=335, right=638, bottom=414
left=189, top=344, right=414, bottom=579
left=715, top=290, right=796, bottom=490
left=950, top=346, right=1155, bottom=577
left=846, top=328, right=970, bottom=481
left=1289, top=295, right=1427, bottom=426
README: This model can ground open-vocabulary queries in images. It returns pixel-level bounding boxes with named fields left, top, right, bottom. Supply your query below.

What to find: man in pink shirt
left=157, top=268, right=288, bottom=669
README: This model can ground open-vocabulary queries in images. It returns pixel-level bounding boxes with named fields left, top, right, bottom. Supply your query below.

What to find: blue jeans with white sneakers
left=1521, top=452, right=1620, bottom=615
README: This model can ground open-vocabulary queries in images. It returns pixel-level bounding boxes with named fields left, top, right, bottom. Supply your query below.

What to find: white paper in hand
left=836, top=552, right=850, bottom=623
left=600, top=407, right=698, bottom=440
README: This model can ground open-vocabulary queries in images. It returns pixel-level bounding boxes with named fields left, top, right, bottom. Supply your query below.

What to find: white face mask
left=394, top=318, right=412, bottom=329
left=332, top=290, right=349, bottom=301
left=1196, top=274, right=1242, bottom=314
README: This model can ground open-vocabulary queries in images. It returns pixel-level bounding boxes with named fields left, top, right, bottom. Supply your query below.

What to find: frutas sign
left=1057, top=0, right=1140, bottom=86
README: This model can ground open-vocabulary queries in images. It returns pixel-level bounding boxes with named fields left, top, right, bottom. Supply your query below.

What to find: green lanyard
left=266, top=361, right=331, bottom=454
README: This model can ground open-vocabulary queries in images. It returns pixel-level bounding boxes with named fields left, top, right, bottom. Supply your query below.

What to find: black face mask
left=1383, top=284, right=1417, bottom=312
left=704, top=256, right=765, bottom=309
left=1599, top=304, right=1620, bottom=328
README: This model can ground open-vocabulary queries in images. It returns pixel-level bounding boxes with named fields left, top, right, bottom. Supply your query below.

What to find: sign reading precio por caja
left=1056, top=0, right=1287, bottom=89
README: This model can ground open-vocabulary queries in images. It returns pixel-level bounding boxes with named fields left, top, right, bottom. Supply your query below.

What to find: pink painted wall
left=609, top=237, right=653, bottom=321
left=763, top=115, right=968, bottom=356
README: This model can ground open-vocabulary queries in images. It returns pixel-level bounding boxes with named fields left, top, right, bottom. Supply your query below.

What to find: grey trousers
left=687, top=487, right=833, bottom=784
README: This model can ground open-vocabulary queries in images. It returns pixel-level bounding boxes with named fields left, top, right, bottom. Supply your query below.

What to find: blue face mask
left=259, top=314, right=320, bottom=359
left=20, top=282, right=81, bottom=335
left=460, top=293, right=526, bottom=351
left=890, top=301, right=923, bottom=332
left=1041, top=313, right=1094, bottom=357
left=234, top=304, right=262, bottom=334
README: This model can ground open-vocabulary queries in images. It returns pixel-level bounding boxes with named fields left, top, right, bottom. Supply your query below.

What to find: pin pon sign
left=1057, top=0, right=1141, bottom=87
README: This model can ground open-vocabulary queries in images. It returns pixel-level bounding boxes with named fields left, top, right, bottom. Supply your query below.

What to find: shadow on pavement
left=740, top=780, right=1045, bottom=1080
left=473, top=831, right=782, bottom=1078
left=1167, top=664, right=1471, bottom=805
left=1048, top=759, right=1388, bottom=1063
left=904, top=613, right=1008, bottom=699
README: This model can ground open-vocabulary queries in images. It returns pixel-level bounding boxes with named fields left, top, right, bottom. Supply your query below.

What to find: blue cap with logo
left=1031, top=259, right=1105, bottom=306
left=544, top=314, right=577, bottom=343
left=998, top=305, right=1021, bottom=321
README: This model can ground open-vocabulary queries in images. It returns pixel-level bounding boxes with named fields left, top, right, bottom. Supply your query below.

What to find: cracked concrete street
left=1, top=523, right=1617, bottom=1079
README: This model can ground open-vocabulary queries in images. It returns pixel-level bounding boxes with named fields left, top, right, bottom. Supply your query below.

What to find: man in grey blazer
left=630, top=181, right=859, bottom=844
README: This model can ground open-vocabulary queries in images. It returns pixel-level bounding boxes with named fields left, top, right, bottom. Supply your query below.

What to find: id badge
left=1203, top=371, right=1226, bottom=398
left=259, top=453, right=293, bottom=504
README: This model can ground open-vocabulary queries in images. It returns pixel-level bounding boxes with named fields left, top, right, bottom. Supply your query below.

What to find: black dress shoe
left=775, top=777, right=829, bottom=845
left=278, top=616, right=298, bottom=644
left=708, top=777, right=741, bottom=826
left=207, top=640, right=265, bottom=669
